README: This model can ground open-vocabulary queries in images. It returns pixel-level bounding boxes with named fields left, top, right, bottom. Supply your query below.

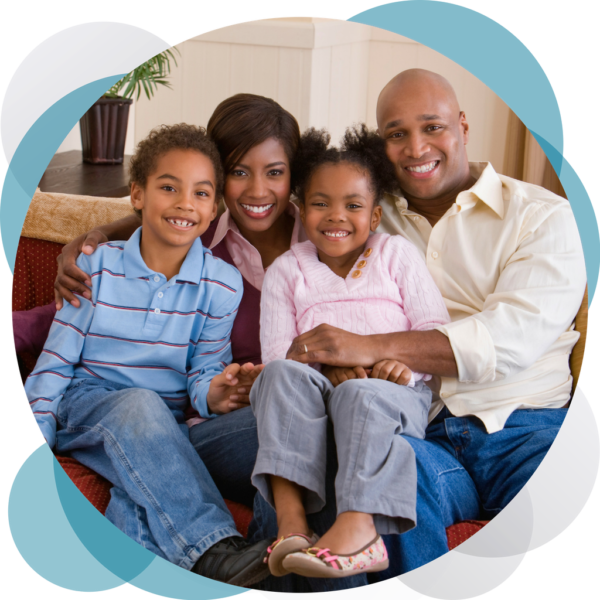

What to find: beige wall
left=60, top=18, right=510, bottom=173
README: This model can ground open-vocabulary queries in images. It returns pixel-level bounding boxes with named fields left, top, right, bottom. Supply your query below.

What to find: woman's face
left=223, top=137, right=292, bottom=233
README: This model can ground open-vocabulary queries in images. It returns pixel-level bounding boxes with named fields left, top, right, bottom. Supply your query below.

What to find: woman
left=30, top=94, right=366, bottom=591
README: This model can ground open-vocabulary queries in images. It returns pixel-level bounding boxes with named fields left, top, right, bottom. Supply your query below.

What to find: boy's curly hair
left=292, top=124, right=399, bottom=204
left=128, top=123, right=224, bottom=217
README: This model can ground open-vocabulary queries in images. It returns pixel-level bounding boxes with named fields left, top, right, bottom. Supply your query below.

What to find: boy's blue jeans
left=236, top=405, right=566, bottom=592
left=56, top=378, right=240, bottom=570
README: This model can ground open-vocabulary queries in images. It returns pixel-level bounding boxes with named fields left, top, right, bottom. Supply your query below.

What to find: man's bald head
left=375, top=68, right=472, bottom=208
left=376, top=69, right=460, bottom=129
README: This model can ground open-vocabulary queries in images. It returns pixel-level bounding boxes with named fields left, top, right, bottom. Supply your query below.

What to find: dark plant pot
left=79, top=96, right=133, bottom=164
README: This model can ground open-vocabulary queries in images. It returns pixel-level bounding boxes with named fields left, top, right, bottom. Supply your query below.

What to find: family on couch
left=17, top=68, right=586, bottom=592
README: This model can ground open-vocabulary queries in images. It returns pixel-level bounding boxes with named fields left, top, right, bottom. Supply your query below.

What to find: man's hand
left=322, top=365, right=370, bottom=387
left=206, top=362, right=265, bottom=415
left=286, top=324, right=379, bottom=367
left=371, top=360, right=412, bottom=385
left=54, top=230, right=108, bottom=310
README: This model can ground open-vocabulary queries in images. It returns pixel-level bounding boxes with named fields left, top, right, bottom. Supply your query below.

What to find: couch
left=16, top=189, right=587, bottom=557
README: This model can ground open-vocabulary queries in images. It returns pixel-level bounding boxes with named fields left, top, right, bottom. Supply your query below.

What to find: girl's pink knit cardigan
left=260, top=233, right=450, bottom=382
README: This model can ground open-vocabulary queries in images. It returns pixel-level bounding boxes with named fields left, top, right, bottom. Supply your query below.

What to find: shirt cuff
left=193, top=381, right=219, bottom=419
left=436, top=317, right=497, bottom=384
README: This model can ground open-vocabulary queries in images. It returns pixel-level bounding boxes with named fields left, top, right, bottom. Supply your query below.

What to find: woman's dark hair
left=129, top=123, right=224, bottom=217
left=292, top=124, right=399, bottom=204
left=207, top=93, right=300, bottom=176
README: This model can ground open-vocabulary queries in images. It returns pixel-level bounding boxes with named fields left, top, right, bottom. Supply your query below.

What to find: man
left=284, top=68, right=586, bottom=577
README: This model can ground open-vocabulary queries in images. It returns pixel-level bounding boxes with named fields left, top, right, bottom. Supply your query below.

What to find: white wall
left=56, top=18, right=510, bottom=173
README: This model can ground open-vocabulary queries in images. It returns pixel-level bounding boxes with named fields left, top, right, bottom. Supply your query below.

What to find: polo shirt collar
left=123, top=226, right=205, bottom=283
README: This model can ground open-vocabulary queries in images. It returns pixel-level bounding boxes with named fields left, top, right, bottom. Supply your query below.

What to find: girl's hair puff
left=128, top=123, right=224, bottom=218
left=293, top=124, right=399, bottom=204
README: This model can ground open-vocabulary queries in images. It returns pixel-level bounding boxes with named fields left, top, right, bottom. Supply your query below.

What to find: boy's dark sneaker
left=191, top=536, right=271, bottom=587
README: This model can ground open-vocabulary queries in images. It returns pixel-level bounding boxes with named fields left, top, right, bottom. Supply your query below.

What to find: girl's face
left=223, top=137, right=291, bottom=233
left=300, top=162, right=382, bottom=260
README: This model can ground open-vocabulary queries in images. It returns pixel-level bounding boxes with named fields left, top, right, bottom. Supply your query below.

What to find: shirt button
left=351, top=270, right=362, bottom=279
left=153, top=276, right=160, bottom=282
left=158, top=292, right=163, bottom=298
left=364, top=248, right=373, bottom=257
left=413, top=215, right=420, bottom=220
left=431, top=251, right=439, bottom=259
left=357, top=260, right=367, bottom=268
left=154, top=308, right=161, bottom=314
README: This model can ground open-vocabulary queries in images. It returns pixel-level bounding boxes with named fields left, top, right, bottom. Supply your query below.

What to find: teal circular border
left=4, top=1, right=598, bottom=597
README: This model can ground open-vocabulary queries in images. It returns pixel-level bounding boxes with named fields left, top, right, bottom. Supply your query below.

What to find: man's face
left=377, top=84, right=470, bottom=203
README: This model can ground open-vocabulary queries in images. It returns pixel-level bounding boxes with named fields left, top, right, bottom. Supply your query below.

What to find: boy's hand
left=322, top=365, right=369, bottom=387
left=207, top=362, right=265, bottom=414
left=370, top=360, right=412, bottom=385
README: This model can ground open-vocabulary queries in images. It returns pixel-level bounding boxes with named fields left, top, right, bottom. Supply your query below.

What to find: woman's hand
left=206, top=362, right=265, bottom=414
left=322, top=365, right=369, bottom=387
left=54, top=230, right=108, bottom=310
left=370, top=360, right=412, bottom=385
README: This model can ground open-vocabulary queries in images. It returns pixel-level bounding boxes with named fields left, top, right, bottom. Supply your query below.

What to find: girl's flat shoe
left=265, top=532, right=320, bottom=577
left=281, top=535, right=389, bottom=578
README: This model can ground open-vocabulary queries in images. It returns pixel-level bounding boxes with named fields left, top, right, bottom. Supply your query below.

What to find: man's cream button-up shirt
left=378, top=162, right=587, bottom=433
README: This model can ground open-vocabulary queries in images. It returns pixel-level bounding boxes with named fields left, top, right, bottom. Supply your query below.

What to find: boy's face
left=130, top=149, right=218, bottom=252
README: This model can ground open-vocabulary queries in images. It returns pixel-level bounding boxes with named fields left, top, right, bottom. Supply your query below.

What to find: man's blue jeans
left=56, top=379, right=240, bottom=570
left=195, top=405, right=566, bottom=591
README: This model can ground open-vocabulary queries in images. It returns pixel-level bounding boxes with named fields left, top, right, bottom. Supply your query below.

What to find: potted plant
left=79, top=49, right=179, bottom=164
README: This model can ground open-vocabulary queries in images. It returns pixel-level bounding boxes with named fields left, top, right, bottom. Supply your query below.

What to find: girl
left=251, top=125, right=451, bottom=578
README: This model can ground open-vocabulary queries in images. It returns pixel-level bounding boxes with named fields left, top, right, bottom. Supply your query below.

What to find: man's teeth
left=241, top=204, right=274, bottom=214
left=323, top=231, right=349, bottom=238
left=407, top=161, right=438, bottom=173
left=167, top=219, right=194, bottom=227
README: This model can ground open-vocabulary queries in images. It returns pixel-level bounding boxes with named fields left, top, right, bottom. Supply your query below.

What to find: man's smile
left=404, top=160, right=440, bottom=178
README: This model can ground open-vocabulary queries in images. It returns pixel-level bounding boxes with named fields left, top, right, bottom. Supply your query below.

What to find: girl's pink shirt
left=209, top=202, right=308, bottom=291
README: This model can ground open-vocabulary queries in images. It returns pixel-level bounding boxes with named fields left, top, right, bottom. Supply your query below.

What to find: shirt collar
left=388, top=161, right=505, bottom=219
left=124, top=226, right=205, bottom=283
left=459, top=162, right=505, bottom=219
left=209, top=201, right=307, bottom=249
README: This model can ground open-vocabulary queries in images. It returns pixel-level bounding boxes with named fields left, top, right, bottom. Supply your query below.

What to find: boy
left=25, top=124, right=270, bottom=587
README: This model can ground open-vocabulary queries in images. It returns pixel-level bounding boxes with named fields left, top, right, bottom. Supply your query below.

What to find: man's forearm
left=370, top=330, right=458, bottom=378
left=95, top=214, right=141, bottom=241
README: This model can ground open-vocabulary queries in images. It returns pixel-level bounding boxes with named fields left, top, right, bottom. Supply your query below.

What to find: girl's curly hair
left=292, top=124, right=399, bottom=204
left=128, top=124, right=224, bottom=217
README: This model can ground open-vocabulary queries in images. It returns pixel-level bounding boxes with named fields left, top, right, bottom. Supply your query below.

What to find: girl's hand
left=370, top=360, right=412, bottom=385
left=54, top=230, right=108, bottom=310
left=206, top=362, right=265, bottom=414
left=322, top=365, right=369, bottom=387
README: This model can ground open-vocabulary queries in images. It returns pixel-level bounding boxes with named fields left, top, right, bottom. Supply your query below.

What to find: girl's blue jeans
left=56, top=378, right=240, bottom=570
left=191, top=400, right=567, bottom=591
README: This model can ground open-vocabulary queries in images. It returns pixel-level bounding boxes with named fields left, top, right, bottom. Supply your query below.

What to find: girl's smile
left=300, top=162, right=382, bottom=279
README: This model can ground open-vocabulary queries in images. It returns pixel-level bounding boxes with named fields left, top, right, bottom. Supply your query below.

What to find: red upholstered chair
left=32, top=190, right=595, bottom=556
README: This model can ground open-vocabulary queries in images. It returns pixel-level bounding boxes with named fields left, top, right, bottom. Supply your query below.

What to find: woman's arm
left=54, top=214, right=141, bottom=309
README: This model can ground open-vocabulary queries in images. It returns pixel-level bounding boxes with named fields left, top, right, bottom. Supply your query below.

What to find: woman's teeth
left=323, top=231, right=349, bottom=238
left=406, top=161, right=438, bottom=173
left=241, top=203, right=274, bottom=214
left=167, top=218, right=194, bottom=227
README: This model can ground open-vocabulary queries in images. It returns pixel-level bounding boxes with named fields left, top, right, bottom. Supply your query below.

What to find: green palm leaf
left=104, top=48, right=180, bottom=100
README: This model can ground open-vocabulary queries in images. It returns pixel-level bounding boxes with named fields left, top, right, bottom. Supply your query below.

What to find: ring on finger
left=304, top=344, right=308, bottom=354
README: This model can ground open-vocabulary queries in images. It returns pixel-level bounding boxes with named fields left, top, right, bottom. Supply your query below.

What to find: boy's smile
left=300, top=162, right=382, bottom=279
left=131, top=149, right=218, bottom=278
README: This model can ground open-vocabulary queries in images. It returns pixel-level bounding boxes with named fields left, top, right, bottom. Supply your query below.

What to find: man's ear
left=459, top=111, right=469, bottom=145
left=130, top=182, right=144, bottom=212
left=371, top=205, right=383, bottom=232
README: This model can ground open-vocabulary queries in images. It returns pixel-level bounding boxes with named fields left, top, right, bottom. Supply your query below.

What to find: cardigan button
left=351, top=270, right=362, bottom=279
left=357, top=260, right=367, bottom=268
left=364, top=248, right=373, bottom=257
